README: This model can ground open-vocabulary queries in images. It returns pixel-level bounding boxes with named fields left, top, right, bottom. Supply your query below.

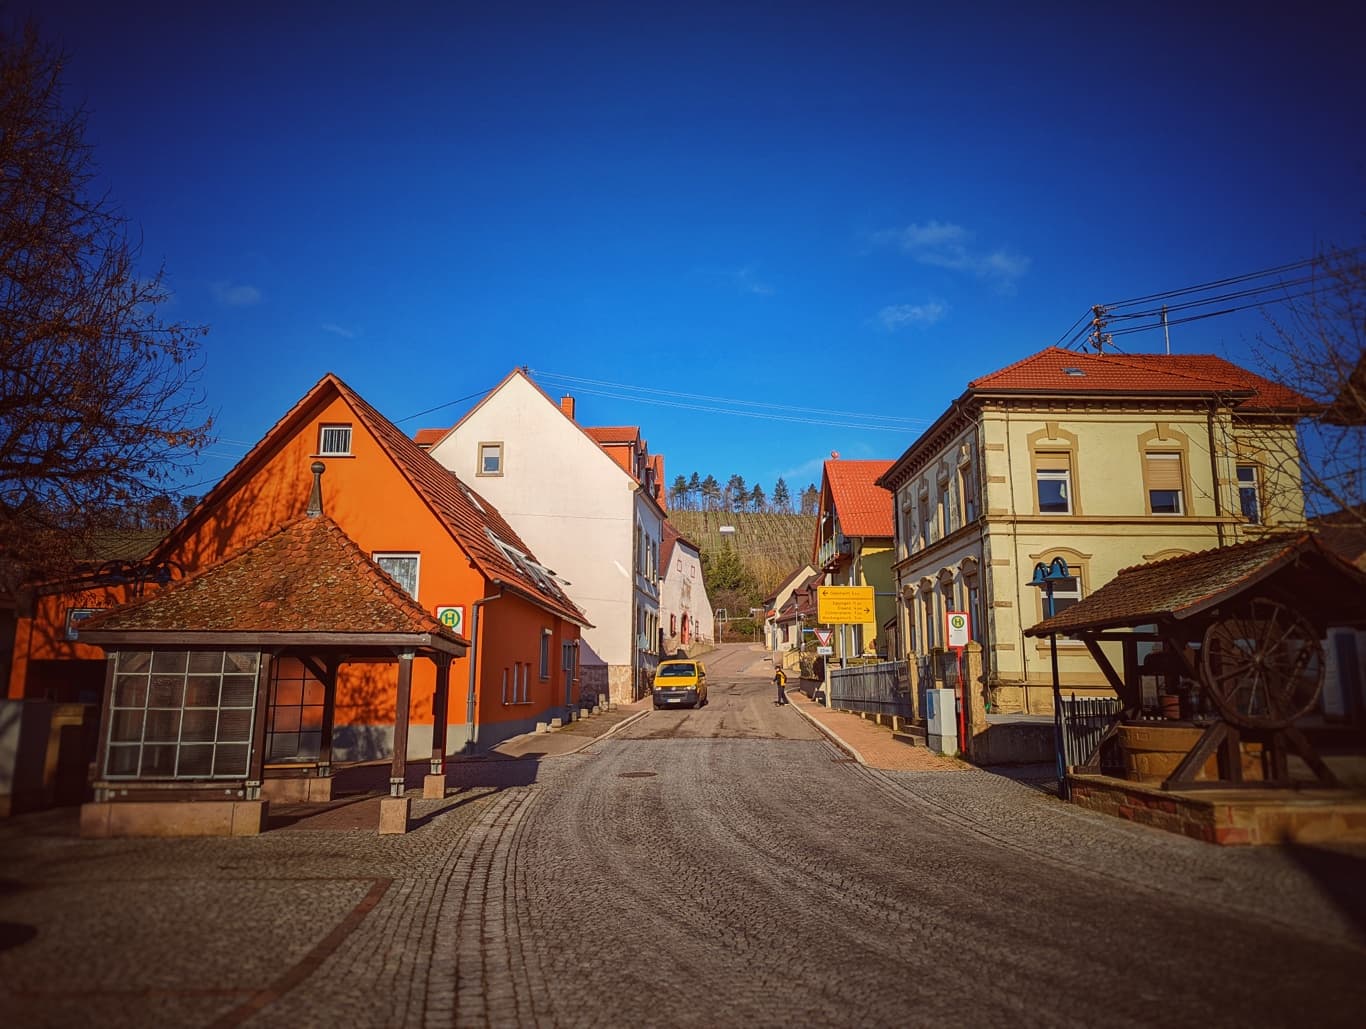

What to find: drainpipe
left=1207, top=398, right=1226, bottom=547
left=463, top=582, right=505, bottom=753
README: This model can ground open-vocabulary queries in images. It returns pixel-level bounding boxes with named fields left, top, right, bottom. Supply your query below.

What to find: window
left=478, top=442, right=503, bottom=476
left=918, top=493, right=931, bottom=549
left=1146, top=452, right=1184, bottom=515
left=104, top=650, right=259, bottom=780
left=1035, top=453, right=1072, bottom=514
left=921, top=591, right=937, bottom=649
left=539, top=629, right=552, bottom=680
left=266, top=658, right=325, bottom=762
left=501, top=668, right=509, bottom=705
left=374, top=552, right=419, bottom=598
left=318, top=424, right=352, bottom=455
left=960, top=463, right=978, bottom=522
left=1042, top=569, right=1083, bottom=618
left=1237, top=464, right=1261, bottom=524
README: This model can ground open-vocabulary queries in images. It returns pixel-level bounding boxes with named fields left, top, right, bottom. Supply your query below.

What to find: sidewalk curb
left=786, top=693, right=866, bottom=766
left=564, top=708, right=650, bottom=756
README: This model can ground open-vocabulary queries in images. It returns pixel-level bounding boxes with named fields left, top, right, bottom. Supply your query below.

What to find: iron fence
left=829, top=660, right=914, bottom=720
left=1060, top=694, right=1122, bottom=768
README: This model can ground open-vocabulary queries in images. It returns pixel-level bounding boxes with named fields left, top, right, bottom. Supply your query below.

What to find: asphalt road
left=1, top=642, right=1363, bottom=1027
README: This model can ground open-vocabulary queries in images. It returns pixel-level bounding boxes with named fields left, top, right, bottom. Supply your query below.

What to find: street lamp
left=1028, top=556, right=1072, bottom=800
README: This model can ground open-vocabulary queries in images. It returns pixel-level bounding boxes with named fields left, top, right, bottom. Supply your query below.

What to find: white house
left=660, top=520, right=714, bottom=654
left=424, top=369, right=666, bottom=703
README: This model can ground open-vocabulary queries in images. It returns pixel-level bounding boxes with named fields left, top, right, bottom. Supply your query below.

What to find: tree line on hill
left=668, top=473, right=821, bottom=515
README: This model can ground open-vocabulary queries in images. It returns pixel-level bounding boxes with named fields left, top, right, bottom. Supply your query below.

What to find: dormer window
left=318, top=424, right=352, bottom=456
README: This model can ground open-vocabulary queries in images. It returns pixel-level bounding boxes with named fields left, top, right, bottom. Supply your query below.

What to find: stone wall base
left=80, top=799, right=268, bottom=838
left=261, top=776, right=333, bottom=804
left=1069, top=773, right=1366, bottom=846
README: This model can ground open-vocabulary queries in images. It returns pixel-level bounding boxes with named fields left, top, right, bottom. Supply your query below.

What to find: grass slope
left=667, top=510, right=815, bottom=596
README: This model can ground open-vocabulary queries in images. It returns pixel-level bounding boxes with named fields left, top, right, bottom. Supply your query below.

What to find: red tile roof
left=80, top=516, right=466, bottom=645
left=584, top=426, right=641, bottom=445
left=1026, top=532, right=1366, bottom=636
left=825, top=460, right=894, bottom=538
left=971, top=348, right=1310, bottom=412
left=413, top=428, right=448, bottom=447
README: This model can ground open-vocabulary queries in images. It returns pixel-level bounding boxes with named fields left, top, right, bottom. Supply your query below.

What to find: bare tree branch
left=0, top=23, right=213, bottom=599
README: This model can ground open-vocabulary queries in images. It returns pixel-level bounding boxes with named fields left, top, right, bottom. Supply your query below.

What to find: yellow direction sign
left=817, top=586, right=874, bottom=625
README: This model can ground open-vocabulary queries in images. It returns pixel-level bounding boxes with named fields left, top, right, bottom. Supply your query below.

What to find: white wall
left=427, top=374, right=639, bottom=668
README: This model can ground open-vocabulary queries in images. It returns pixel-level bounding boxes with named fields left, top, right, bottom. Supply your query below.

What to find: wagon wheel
left=1199, top=598, right=1323, bottom=729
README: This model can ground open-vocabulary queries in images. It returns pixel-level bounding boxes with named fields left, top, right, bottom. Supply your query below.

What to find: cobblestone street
left=2, top=644, right=1364, bottom=1027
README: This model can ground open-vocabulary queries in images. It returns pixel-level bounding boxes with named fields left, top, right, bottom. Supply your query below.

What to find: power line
left=531, top=370, right=932, bottom=428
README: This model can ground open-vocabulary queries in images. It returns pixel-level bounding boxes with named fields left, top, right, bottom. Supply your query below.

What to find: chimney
left=559, top=395, right=576, bottom=421
left=306, top=461, right=326, bottom=517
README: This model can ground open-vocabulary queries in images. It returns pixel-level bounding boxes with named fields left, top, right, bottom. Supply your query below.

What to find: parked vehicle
left=652, top=659, right=708, bottom=710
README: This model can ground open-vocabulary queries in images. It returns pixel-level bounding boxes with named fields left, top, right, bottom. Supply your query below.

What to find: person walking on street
left=774, top=664, right=788, bottom=705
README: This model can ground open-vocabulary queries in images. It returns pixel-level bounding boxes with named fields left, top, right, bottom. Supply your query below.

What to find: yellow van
left=652, top=659, right=708, bottom=710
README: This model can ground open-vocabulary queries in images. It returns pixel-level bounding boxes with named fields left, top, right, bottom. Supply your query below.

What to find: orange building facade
left=7, top=374, right=589, bottom=768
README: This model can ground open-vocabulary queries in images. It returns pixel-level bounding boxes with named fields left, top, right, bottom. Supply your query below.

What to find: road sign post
left=945, top=610, right=971, bottom=754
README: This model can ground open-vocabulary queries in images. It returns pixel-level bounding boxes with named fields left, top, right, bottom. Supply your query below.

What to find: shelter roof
left=80, top=515, right=467, bottom=648
left=971, top=347, right=1309, bottom=412
left=824, top=460, right=894, bottom=538
left=1026, top=533, right=1366, bottom=636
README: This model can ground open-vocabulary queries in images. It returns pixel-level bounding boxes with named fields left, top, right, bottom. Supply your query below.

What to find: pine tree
left=772, top=477, right=791, bottom=512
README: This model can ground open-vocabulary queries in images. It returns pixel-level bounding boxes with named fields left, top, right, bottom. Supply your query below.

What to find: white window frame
left=373, top=552, right=420, bottom=599
left=478, top=441, right=504, bottom=476
left=1146, top=452, right=1185, bottom=516
left=318, top=424, right=353, bottom=456
left=1237, top=464, right=1261, bottom=524
left=1036, top=465, right=1072, bottom=514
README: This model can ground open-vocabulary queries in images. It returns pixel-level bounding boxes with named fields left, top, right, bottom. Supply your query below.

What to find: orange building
left=6, top=373, right=589, bottom=828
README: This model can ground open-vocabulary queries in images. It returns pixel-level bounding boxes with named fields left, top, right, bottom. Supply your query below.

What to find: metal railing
left=829, top=660, right=913, bottom=720
left=1060, top=694, right=1122, bottom=768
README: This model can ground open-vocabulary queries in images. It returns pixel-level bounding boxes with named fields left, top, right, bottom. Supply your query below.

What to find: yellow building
left=813, top=458, right=895, bottom=659
left=877, top=347, right=1307, bottom=715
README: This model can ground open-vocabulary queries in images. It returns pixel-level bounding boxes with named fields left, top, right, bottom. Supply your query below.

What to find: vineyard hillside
left=668, top=510, right=816, bottom=598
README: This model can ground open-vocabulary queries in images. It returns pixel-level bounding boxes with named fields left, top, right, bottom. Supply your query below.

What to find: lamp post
left=1028, top=556, right=1072, bottom=800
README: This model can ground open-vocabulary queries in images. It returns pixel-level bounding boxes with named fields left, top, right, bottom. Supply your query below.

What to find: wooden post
left=318, top=658, right=338, bottom=777
left=246, top=651, right=274, bottom=801
left=390, top=651, right=414, bottom=798
left=89, top=652, right=118, bottom=799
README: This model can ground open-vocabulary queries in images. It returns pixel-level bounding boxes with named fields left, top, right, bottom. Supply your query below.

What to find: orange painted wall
left=8, top=387, right=581, bottom=748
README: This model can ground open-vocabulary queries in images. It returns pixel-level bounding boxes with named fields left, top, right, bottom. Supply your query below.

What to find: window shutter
left=1036, top=452, right=1070, bottom=472
left=1146, top=453, right=1183, bottom=489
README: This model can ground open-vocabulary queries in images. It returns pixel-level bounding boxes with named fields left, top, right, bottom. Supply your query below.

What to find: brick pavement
left=782, top=681, right=970, bottom=772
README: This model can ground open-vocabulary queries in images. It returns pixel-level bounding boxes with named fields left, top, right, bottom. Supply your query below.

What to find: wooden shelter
left=76, top=514, right=467, bottom=837
left=1026, top=533, right=1366, bottom=791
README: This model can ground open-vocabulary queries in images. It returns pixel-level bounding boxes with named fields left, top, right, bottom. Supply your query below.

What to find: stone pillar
left=963, top=641, right=988, bottom=761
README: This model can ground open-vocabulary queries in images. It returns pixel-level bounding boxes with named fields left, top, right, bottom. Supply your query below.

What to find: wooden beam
left=1080, top=636, right=1139, bottom=712
left=390, top=651, right=414, bottom=798
left=90, top=653, right=118, bottom=791
left=317, top=658, right=339, bottom=775
left=1162, top=721, right=1227, bottom=790
left=247, top=650, right=274, bottom=800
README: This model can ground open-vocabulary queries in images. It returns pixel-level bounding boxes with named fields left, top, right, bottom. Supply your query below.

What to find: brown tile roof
left=80, top=516, right=466, bottom=645
left=155, top=374, right=589, bottom=629
left=1026, top=532, right=1366, bottom=636
left=971, top=348, right=1310, bottom=412
left=825, top=460, right=894, bottom=538
left=660, top=519, right=699, bottom=569
left=331, top=378, right=590, bottom=627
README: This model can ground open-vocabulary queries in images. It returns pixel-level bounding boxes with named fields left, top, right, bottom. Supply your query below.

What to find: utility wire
left=530, top=368, right=928, bottom=426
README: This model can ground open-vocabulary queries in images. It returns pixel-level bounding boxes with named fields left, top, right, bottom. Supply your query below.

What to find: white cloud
left=321, top=322, right=357, bottom=339
left=211, top=280, right=262, bottom=307
left=733, top=265, right=774, bottom=296
left=878, top=301, right=947, bottom=331
left=877, top=220, right=1030, bottom=287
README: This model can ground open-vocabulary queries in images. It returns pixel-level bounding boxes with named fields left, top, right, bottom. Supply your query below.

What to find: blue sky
left=20, top=2, right=1366, bottom=500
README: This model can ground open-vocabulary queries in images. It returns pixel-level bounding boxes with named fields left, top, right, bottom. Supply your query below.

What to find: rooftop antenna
left=1161, top=304, right=1171, bottom=354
